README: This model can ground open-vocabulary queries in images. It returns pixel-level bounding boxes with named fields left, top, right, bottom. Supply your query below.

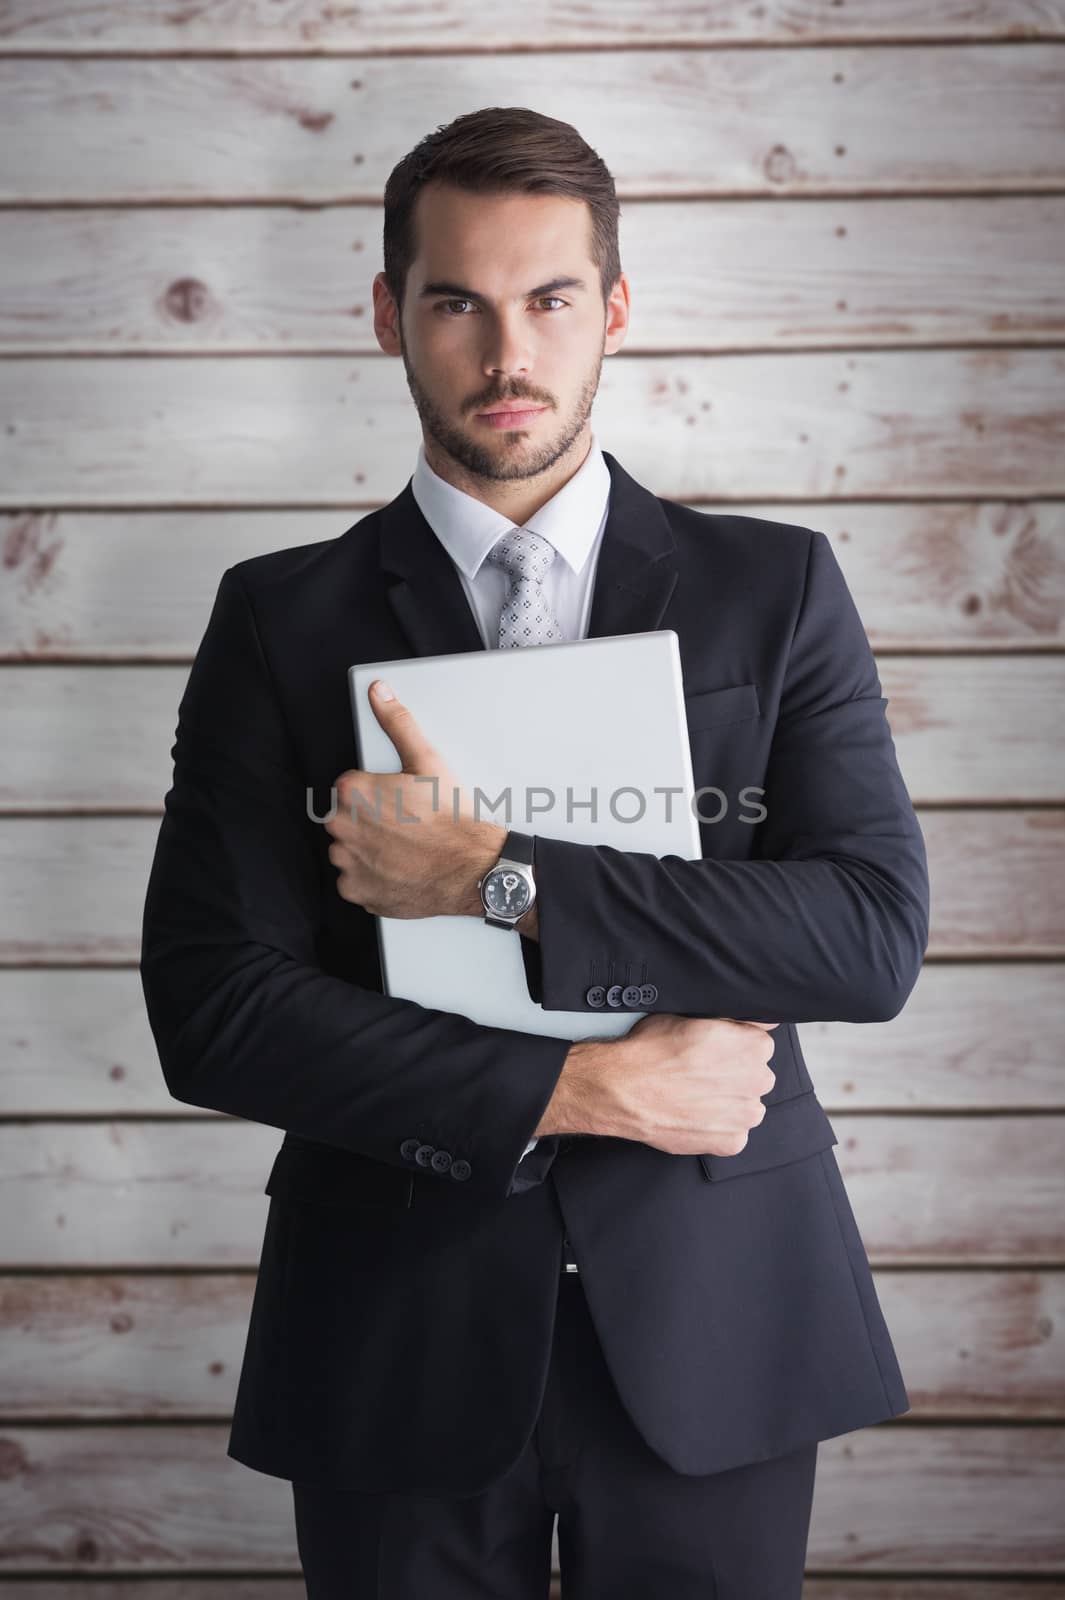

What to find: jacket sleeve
left=139, top=565, right=571, bottom=1203
left=519, top=527, right=930, bottom=1024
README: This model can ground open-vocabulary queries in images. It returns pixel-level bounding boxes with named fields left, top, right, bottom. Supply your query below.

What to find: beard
left=398, top=337, right=603, bottom=484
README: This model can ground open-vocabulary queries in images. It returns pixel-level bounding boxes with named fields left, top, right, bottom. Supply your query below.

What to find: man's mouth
left=476, top=406, right=547, bottom=428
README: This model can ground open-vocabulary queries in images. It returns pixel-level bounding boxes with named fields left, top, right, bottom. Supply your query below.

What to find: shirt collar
left=411, top=430, right=610, bottom=581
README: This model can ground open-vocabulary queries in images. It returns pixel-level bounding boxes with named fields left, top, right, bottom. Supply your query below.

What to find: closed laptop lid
left=348, top=630, right=700, bottom=1041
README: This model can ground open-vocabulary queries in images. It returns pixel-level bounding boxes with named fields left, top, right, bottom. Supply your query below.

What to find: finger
left=369, top=680, right=439, bottom=776
left=326, top=797, right=362, bottom=837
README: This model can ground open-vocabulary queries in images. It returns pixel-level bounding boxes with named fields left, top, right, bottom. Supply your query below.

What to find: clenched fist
left=593, top=1013, right=780, bottom=1156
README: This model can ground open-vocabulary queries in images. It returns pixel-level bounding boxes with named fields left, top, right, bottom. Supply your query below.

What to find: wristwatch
left=478, top=829, right=537, bottom=930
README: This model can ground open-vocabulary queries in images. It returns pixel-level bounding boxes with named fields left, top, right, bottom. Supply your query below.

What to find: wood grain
left=802, top=1587, right=1065, bottom=1599
left=0, top=657, right=1059, bottom=809
left=0, top=812, right=1060, bottom=964
left=0, top=1586, right=1054, bottom=1600
left=875, top=1270, right=1065, bottom=1418
left=0, top=1425, right=1062, bottom=1572
left=0, top=1117, right=1061, bottom=1268
left=2, top=963, right=1060, bottom=1116
left=2, top=197, right=1063, bottom=354
left=0, top=1578, right=1061, bottom=1598
left=3, top=349, right=1065, bottom=505
left=0, top=9, right=1061, bottom=1586
left=2, top=0, right=1064, bottom=51
left=3, top=48, right=1065, bottom=203
left=0, top=1120, right=282, bottom=1268
left=918, top=809, right=1064, bottom=957
left=3, top=502, right=1063, bottom=658
left=835, top=1118, right=1065, bottom=1265
left=795, top=963, right=1065, bottom=1111
left=807, top=1428, right=1065, bottom=1571
left=1, top=1269, right=1061, bottom=1419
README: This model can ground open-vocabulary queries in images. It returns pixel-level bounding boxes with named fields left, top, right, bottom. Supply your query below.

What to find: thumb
left=369, top=679, right=437, bottom=774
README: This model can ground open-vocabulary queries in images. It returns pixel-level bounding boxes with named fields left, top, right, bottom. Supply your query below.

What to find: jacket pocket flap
left=684, top=681, right=761, bottom=731
left=264, top=1139, right=414, bottom=1209
left=698, top=1090, right=837, bottom=1182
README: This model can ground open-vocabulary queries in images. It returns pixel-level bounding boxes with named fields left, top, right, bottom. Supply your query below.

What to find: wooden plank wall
left=1, top=0, right=1064, bottom=1592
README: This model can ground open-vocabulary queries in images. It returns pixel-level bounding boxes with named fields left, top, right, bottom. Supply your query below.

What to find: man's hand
left=541, top=1014, right=780, bottom=1153
left=325, top=679, right=505, bottom=919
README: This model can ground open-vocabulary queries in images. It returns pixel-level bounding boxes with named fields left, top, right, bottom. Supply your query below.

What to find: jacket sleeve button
left=621, top=984, right=643, bottom=1006
left=449, top=1159, right=472, bottom=1181
left=400, top=1138, right=421, bottom=1160
left=585, top=985, right=606, bottom=1007
left=414, top=1143, right=435, bottom=1166
left=430, top=1149, right=452, bottom=1173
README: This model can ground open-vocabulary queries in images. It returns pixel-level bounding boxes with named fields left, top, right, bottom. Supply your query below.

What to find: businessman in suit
left=140, top=106, right=930, bottom=1598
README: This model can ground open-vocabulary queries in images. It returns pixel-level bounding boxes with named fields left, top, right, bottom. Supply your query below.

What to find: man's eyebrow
left=417, top=276, right=588, bottom=302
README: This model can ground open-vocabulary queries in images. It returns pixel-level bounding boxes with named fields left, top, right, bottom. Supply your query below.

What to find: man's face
left=374, top=183, right=629, bottom=483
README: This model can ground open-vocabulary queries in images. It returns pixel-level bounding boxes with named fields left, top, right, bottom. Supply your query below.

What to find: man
left=140, top=105, right=930, bottom=1597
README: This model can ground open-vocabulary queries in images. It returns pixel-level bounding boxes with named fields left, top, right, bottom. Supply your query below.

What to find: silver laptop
left=348, top=630, right=701, bottom=1042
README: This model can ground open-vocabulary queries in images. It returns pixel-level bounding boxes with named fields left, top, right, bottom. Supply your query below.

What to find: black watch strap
left=501, top=829, right=534, bottom=865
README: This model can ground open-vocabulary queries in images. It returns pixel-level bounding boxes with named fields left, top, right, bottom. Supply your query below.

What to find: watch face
left=483, top=866, right=532, bottom=918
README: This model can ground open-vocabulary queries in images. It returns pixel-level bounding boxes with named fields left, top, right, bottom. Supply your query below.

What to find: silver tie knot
left=485, top=526, right=555, bottom=586
left=485, top=526, right=565, bottom=648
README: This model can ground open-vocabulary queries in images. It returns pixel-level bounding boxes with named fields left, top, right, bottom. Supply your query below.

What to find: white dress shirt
left=410, top=431, right=612, bottom=1158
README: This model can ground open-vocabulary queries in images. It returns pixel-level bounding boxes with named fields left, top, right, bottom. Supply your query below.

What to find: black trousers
left=292, top=1267, right=818, bottom=1598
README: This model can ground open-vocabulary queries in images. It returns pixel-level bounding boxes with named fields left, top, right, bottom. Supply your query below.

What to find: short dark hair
left=382, top=106, right=621, bottom=320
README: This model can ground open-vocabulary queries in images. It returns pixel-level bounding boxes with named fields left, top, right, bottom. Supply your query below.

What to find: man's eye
left=436, top=297, right=568, bottom=315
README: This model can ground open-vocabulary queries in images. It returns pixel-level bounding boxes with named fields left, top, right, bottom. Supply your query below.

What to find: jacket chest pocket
left=684, top=681, right=761, bottom=734
left=684, top=680, right=766, bottom=841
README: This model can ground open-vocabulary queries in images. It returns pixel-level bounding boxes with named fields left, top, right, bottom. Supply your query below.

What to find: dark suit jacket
left=140, top=449, right=930, bottom=1494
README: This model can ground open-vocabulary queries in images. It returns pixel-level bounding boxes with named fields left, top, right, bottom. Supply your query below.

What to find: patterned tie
left=485, top=526, right=566, bottom=648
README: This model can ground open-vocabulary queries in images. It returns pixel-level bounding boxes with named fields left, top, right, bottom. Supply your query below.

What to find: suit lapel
left=377, top=447, right=679, bottom=659
left=378, top=482, right=487, bottom=659
left=585, top=450, right=679, bottom=640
